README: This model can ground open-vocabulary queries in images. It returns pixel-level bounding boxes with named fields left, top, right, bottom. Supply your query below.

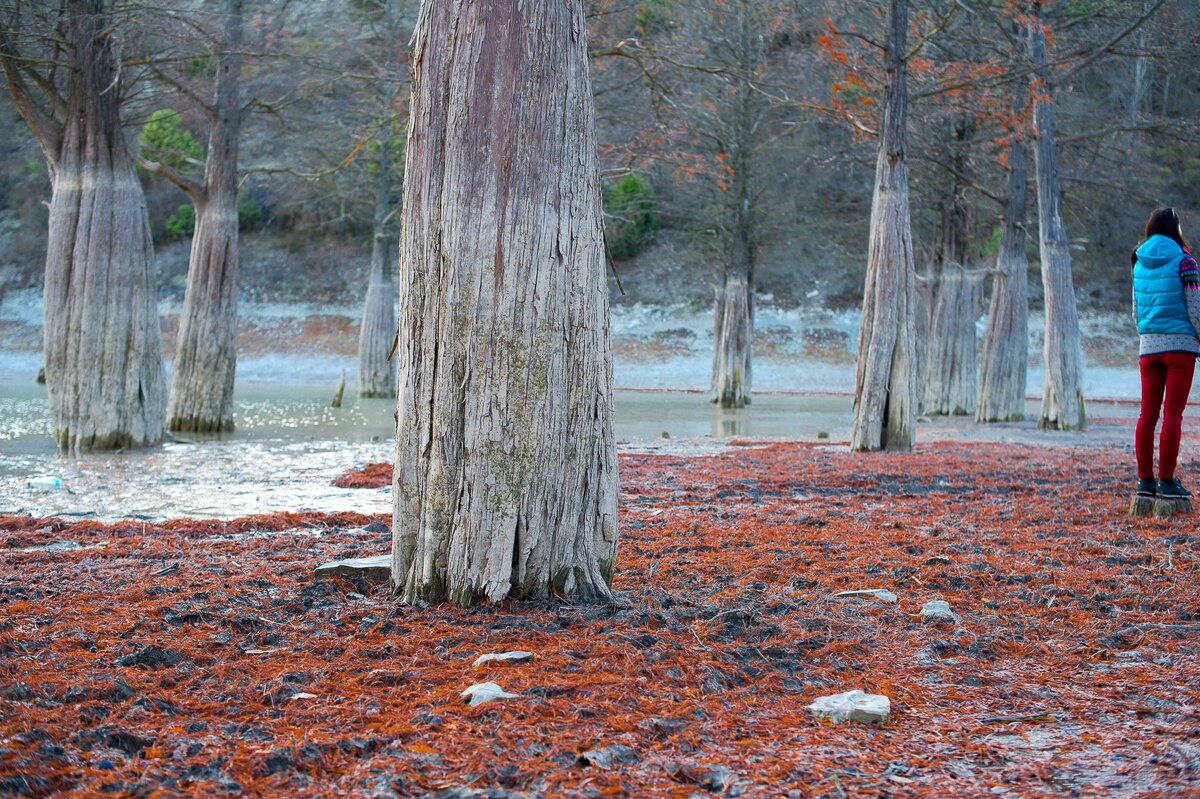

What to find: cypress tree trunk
left=357, top=0, right=400, bottom=399
left=851, top=0, right=917, bottom=452
left=357, top=232, right=397, bottom=398
left=1028, top=5, right=1086, bottom=430
left=711, top=271, right=751, bottom=408
left=925, top=266, right=982, bottom=416
left=392, top=0, right=617, bottom=606
left=977, top=94, right=1030, bottom=422
left=3, top=0, right=166, bottom=452
left=710, top=4, right=756, bottom=409
left=924, top=116, right=979, bottom=417
left=167, top=0, right=243, bottom=433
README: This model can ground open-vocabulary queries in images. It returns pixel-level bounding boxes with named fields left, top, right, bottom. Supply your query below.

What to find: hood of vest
left=1136, top=234, right=1185, bottom=269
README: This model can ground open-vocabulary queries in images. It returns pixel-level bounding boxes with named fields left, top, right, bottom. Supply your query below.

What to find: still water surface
left=0, top=384, right=854, bottom=521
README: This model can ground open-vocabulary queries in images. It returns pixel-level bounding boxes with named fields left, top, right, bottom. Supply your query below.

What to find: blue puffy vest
left=1133, top=235, right=1196, bottom=336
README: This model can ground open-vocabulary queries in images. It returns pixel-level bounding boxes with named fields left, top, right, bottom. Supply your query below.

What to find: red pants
left=1136, top=352, right=1196, bottom=480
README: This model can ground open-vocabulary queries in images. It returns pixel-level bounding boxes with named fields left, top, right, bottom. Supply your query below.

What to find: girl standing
left=1132, top=207, right=1200, bottom=499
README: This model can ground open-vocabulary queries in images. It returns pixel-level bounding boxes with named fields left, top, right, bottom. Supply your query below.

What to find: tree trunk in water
left=924, top=115, right=979, bottom=417
left=357, top=232, right=397, bottom=397
left=977, top=103, right=1030, bottom=422
left=12, top=1, right=167, bottom=452
left=1028, top=9, right=1086, bottom=430
left=711, top=272, right=751, bottom=408
left=924, top=265, right=981, bottom=416
left=851, top=0, right=917, bottom=452
left=357, top=0, right=400, bottom=399
left=710, top=4, right=757, bottom=409
left=392, top=0, right=617, bottom=606
left=168, top=0, right=242, bottom=433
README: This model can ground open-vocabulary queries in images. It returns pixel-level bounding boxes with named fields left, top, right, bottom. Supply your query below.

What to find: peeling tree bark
left=1028, top=5, right=1086, bottom=431
left=978, top=83, right=1030, bottom=423
left=392, top=0, right=618, bottom=606
left=851, top=0, right=917, bottom=452
left=2, top=0, right=166, bottom=452
left=167, top=0, right=243, bottom=433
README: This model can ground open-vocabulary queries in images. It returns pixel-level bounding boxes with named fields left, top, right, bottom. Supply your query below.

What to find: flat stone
left=473, top=651, right=533, bottom=667
left=578, top=744, right=638, bottom=768
left=920, top=599, right=958, bottom=625
left=807, top=690, right=891, bottom=724
left=834, top=589, right=898, bottom=604
left=460, top=682, right=519, bottom=707
left=314, top=554, right=391, bottom=582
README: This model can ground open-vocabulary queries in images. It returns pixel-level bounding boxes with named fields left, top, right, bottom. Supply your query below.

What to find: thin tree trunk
left=357, top=232, right=397, bottom=398
left=851, top=0, right=917, bottom=452
left=357, top=0, right=400, bottom=399
left=168, top=0, right=242, bottom=433
left=711, top=3, right=757, bottom=409
left=712, top=271, right=751, bottom=408
left=392, top=0, right=617, bottom=606
left=978, top=84, right=1030, bottom=423
left=1028, top=5, right=1085, bottom=431
left=3, top=0, right=166, bottom=452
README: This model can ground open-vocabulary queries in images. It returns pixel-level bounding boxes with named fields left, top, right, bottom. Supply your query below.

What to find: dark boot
left=1158, top=477, right=1191, bottom=499
left=1137, top=478, right=1158, bottom=497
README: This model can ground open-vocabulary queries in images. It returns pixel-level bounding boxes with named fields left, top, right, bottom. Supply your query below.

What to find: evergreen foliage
left=603, top=174, right=660, bottom=261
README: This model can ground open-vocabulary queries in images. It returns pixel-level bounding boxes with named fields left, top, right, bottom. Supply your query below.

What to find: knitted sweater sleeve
left=1180, top=255, right=1200, bottom=338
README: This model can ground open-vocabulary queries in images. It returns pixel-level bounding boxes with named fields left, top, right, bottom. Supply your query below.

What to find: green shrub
left=165, top=204, right=196, bottom=239
left=636, top=0, right=674, bottom=32
left=603, top=173, right=660, bottom=261
left=139, top=109, right=203, bottom=173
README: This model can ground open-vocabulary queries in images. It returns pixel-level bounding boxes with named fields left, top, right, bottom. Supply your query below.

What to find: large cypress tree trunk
left=851, top=0, right=917, bottom=452
left=977, top=91, right=1030, bottom=422
left=392, top=0, right=618, bottom=606
left=1028, top=5, right=1086, bottom=430
left=3, top=0, right=166, bottom=452
left=167, top=0, right=243, bottom=433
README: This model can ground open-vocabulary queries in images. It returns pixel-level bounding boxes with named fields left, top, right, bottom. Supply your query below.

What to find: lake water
left=0, top=382, right=1139, bottom=522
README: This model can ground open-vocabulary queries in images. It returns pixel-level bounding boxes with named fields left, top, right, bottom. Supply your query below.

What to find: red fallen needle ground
left=1, top=440, right=1198, bottom=797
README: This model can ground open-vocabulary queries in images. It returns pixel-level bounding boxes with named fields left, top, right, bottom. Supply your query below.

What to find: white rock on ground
left=920, top=599, right=958, bottom=624
left=460, top=682, right=520, bottom=707
left=473, top=651, right=534, bottom=667
left=834, top=589, right=899, bottom=604
left=807, top=690, right=891, bottom=724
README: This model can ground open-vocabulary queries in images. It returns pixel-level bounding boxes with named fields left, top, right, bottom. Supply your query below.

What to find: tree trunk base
left=1128, top=495, right=1192, bottom=518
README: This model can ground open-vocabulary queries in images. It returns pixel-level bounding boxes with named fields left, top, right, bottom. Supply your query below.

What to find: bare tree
left=356, top=0, right=405, bottom=399
left=392, top=0, right=617, bottom=605
left=923, top=113, right=982, bottom=417
left=1027, top=0, right=1085, bottom=430
left=851, top=0, right=917, bottom=452
left=978, top=51, right=1030, bottom=423
left=1, top=0, right=166, bottom=451
left=141, top=0, right=244, bottom=433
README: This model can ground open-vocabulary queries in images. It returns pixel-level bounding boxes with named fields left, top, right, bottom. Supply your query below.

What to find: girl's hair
left=1132, top=207, right=1190, bottom=264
